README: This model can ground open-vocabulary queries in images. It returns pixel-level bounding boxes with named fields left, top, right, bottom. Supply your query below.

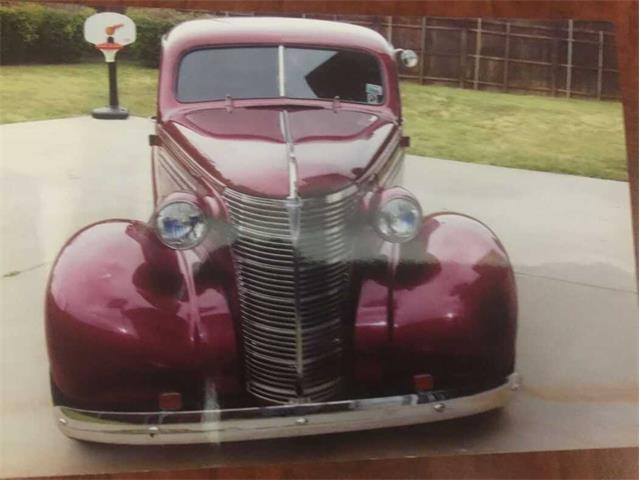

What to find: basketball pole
left=92, top=37, right=128, bottom=120
left=108, top=61, right=119, bottom=109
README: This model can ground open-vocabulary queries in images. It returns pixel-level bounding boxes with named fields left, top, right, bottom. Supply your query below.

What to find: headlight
left=373, top=193, right=422, bottom=243
left=154, top=201, right=207, bottom=249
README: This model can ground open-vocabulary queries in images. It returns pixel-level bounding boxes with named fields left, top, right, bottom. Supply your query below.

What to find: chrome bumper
left=55, top=373, right=520, bottom=445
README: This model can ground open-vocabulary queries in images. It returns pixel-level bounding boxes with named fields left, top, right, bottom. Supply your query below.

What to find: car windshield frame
left=175, top=44, right=387, bottom=106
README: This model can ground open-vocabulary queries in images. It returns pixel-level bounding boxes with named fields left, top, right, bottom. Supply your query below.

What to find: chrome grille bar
left=224, top=187, right=358, bottom=404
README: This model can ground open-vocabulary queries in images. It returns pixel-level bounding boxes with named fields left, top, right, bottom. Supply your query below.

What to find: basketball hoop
left=95, top=42, right=123, bottom=63
left=84, top=13, right=136, bottom=119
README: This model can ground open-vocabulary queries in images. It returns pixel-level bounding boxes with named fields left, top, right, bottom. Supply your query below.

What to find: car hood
left=163, top=107, right=398, bottom=198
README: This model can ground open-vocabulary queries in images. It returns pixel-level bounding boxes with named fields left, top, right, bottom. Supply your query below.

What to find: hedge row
left=127, top=8, right=202, bottom=67
left=0, top=4, right=95, bottom=64
left=0, top=4, right=201, bottom=66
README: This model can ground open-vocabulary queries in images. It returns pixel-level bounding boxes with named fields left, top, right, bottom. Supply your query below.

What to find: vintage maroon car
left=46, top=17, right=519, bottom=444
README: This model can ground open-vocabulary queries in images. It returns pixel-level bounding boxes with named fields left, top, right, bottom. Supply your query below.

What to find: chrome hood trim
left=281, top=109, right=305, bottom=389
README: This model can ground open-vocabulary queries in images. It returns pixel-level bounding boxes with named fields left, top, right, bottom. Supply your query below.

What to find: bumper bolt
left=295, top=417, right=308, bottom=425
left=433, top=403, right=446, bottom=413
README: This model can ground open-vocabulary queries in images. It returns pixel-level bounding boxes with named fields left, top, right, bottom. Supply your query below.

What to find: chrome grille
left=224, top=188, right=358, bottom=404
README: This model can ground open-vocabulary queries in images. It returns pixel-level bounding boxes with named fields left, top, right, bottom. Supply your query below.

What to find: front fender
left=46, top=220, right=241, bottom=410
left=354, top=213, right=517, bottom=391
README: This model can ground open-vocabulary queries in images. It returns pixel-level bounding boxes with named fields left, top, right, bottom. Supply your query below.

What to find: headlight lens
left=154, top=201, right=207, bottom=249
left=374, top=196, right=422, bottom=243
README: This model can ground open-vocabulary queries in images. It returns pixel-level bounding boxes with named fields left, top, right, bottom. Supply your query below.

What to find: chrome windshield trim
left=175, top=44, right=386, bottom=106
left=54, top=374, right=519, bottom=445
left=278, top=45, right=286, bottom=97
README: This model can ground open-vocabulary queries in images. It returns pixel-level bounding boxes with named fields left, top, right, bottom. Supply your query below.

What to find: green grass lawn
left=0, top=62, right=158, bottom=123
left=0, top=63, right=627, bottom=180
left=401, top=82, right=627, bottom=181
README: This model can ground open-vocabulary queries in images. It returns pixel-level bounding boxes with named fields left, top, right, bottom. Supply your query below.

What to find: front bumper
left=55, top=373, right=520, bottom=445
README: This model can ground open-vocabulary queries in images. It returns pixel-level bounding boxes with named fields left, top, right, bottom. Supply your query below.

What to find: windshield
left=176, top=46, right=384, bottom=105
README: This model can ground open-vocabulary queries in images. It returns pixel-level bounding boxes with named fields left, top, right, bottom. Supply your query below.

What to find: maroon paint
left=161, top=109, right=397, bottom=199
left=46, top=220, right=241, bottom=409
left=153, top=17, right=402, bottom=201
left=46, top=18, right=516, bottom=410
left=354, top=214, right=517, bottom=391
left=157, top=18, right=402, bottom=121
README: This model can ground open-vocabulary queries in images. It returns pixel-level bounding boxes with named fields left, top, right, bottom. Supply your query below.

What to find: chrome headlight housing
left=373, top=191, right=422, bottom=243
left=154, top=201, right=208, bottom=250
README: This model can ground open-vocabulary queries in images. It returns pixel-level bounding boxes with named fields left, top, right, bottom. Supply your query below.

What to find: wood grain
left=26, top=447, right=638, bottom=479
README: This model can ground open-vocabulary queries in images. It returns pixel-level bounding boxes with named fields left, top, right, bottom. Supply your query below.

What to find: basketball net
left=95, top=42, right=122, bottom=63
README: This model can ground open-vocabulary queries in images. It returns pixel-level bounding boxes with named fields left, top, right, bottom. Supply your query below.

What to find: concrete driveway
left=0, top=116, right=636, bottom=478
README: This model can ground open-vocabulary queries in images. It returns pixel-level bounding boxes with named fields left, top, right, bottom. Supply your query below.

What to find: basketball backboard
left=84, top=12, right=136, bottom=61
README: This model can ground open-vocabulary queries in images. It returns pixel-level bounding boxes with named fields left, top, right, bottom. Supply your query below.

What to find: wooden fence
left=214, top=12, right=621, bottom=101
left=375, top=17, right=620, bottom=100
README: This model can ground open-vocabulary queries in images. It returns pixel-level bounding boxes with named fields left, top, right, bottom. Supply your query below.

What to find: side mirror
left=395, top=49, right=419, bottom=69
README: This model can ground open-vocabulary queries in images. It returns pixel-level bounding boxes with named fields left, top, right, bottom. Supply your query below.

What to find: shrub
left=34, top=6, right=95, bottom=63
left=0, top=3, right=44, bottom=64
left=127, top=8, right=203, bottom=67
left=125, top=14, right=174, bottom=67
left=0, top=4, right=204, bottom=66
left=0, top=3, right=95, bottom=64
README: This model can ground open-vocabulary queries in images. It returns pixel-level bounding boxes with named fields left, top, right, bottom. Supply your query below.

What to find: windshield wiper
left=244, top=104, right=325, bottom=110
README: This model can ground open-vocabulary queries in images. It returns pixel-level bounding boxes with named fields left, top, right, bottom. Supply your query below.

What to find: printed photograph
left=0, top=4, right=636, bottom=479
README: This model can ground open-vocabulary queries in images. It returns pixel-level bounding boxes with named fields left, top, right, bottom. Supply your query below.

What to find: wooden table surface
left=34, top=448, right=636, bottom=479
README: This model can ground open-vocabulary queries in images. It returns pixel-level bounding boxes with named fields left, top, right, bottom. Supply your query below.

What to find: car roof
left=163, top=17, right=394, bottom=56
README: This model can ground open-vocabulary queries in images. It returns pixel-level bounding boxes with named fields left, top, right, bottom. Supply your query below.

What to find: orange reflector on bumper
left=413, top=374, right=434, bottom=392
left=159, top=392, right=182, bottom=411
